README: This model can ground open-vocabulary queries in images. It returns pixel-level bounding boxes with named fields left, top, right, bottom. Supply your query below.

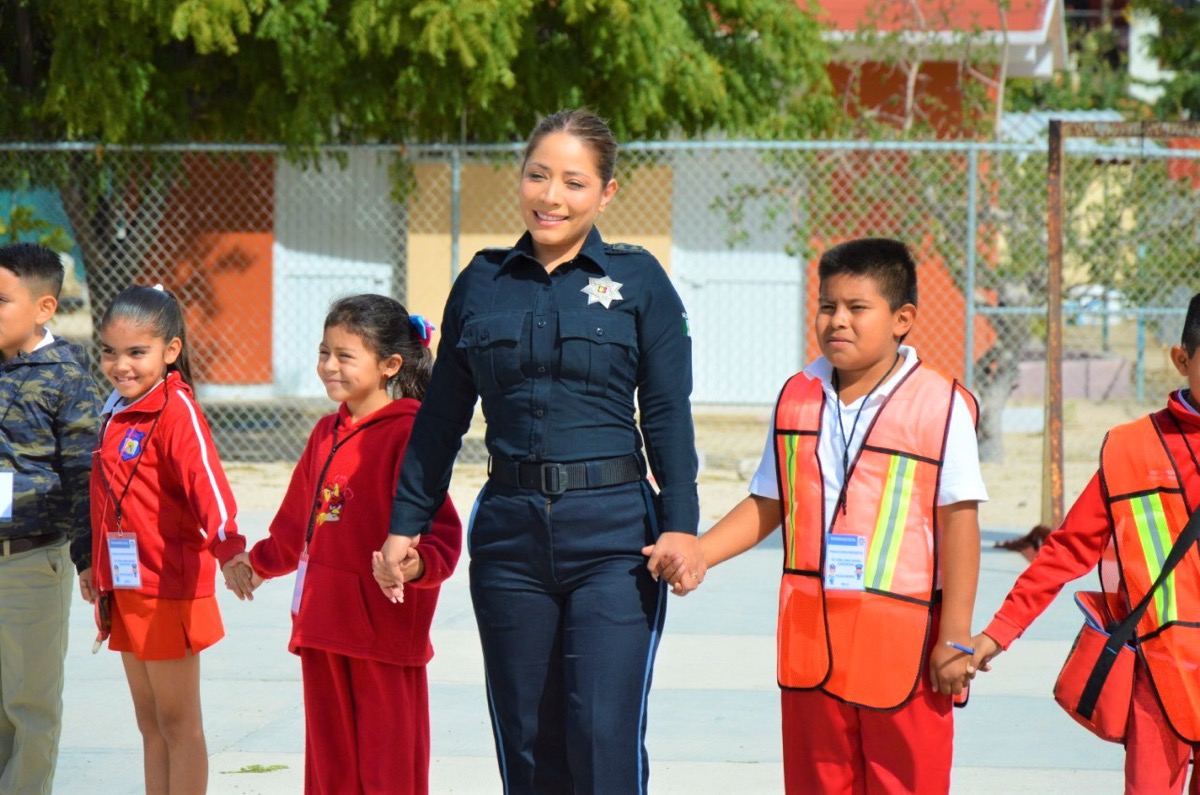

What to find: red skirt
left=109, top=590, right=224, bottom=661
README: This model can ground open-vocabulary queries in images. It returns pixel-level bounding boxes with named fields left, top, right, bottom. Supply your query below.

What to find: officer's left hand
left=642, top=532, right=706, bottom=596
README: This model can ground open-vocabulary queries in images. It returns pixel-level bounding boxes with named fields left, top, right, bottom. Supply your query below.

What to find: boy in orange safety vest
left=971, top=292, right=1200, bottom=794
left=654, top=238, right=987, bottom=793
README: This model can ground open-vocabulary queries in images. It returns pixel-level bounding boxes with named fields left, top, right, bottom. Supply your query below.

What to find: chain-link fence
left=4, top=140, right=1198, bottom=470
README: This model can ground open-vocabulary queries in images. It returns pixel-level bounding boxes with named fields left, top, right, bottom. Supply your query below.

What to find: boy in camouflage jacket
left=0, top=242, right=103, bottom=794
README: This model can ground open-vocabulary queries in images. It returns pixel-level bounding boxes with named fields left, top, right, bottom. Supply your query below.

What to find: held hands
left=640, top=532, right=707, bottom=596
left=372, top=533, right=422, bottom=604
left=968, top=632, right=1003, bottom=674
left=78, top=567, right=97, bottom=603
left=929, top=638, right=976, bottom=697
left=221, top=553, right=260, bottom=601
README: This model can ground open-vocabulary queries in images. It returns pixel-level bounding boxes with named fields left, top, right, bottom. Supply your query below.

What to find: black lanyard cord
left=832, top=352, right=900, bottom=517
left=97, top=388, right=169, bottom=535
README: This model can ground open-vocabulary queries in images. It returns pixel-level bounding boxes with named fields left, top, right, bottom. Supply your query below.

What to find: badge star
left=582, top=276, right=624, bottom=309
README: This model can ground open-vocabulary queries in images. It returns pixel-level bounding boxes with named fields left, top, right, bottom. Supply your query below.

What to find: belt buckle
left=539, top=463, right=569, bottom=496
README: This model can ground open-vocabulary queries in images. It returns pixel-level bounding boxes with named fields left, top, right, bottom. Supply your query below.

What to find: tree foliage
left=1134, top=0, right=1200, bottom=119
left=0, top=0, right=839, bottom=145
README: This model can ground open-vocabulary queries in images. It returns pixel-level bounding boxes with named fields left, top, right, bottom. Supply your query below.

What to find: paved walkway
left=56, top=515, right=1125, bottom=793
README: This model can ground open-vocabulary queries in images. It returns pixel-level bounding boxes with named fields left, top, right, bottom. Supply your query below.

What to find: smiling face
left=99, top=318, right=181, bottom=401
left=0, top=267, right=56, bottom=362
left=816, top=272, right=915, bottom=396
left=317, top=324, right=401, bottom=420
left=519, top=131, right=618, bottom=270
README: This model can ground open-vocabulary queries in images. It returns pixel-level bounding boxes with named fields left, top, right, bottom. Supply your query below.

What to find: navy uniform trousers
left=468, top=478, right=667, bottom=795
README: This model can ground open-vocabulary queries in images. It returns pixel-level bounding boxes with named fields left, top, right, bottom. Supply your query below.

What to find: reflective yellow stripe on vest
left=865, top=454, right=917, bottom=590
left=781, top=434, right=801, bottom=570
left=1130, top=492, right=1178, bottom=625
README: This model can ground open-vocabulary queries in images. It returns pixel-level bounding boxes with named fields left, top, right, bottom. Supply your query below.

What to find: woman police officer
left=376, top=109, right=703, bottom=794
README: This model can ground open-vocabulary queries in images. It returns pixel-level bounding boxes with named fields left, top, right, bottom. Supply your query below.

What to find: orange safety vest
left=1101, top=414, right=1200, bottom=742
left=774, top=363, right=976, bottom=709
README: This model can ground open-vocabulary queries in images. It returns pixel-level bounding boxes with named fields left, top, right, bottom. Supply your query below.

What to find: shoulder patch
left=604, top=242, right=647, bottom=255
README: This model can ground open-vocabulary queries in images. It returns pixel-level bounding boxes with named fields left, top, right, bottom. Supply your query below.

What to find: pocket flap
left=558, top=310, right=636, bottom=345
left=457, top=313, right=526, bottom=348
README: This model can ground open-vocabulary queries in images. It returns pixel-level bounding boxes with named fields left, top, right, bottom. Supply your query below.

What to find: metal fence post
left=450, top=147, right=462, bottom=282
left=1136, top=311, right=1147, bottom=403
left=964, top=147, right=979, bottom=390
left=1044, top=121, right=1066, bottom=530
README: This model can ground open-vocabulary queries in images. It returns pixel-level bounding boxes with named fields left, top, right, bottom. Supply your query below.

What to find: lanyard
left=97, top=389, right=168, bottom=535
left=832, top=353, right=900, bottom=516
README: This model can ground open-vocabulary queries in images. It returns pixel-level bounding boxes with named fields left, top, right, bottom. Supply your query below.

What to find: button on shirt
left=391, top=227, right=700, bottom=535
left=750, top=345, right=988, bottom=533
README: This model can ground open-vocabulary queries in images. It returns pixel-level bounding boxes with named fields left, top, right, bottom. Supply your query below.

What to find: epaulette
left=475, top=246, right=513, bottom=263
left=600, top=242, right=648, bottom=255
left=604, top=242, right=647, bottom=255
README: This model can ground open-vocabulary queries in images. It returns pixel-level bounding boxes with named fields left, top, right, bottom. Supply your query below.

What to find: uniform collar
left=32, top=328, right=55, bottom=352
left=499, top=226, right=609, bottom=276
left=1169, top=389, right=1200, bottom=423
left=807, top=344, right=919, bottom=407
left=102, top=371, right=187, bottom=416
left=335, top=396, right=420, bottom=429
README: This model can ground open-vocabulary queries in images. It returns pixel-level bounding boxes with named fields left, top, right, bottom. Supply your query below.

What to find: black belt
left=487, top=455, right=645, bottom=496
left=0, top=533, right=68, bottom=557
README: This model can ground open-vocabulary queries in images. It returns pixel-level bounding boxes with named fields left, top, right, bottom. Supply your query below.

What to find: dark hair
left=1183, top=292, right=1200, bottom=356
left=324, top=294, right=432, bottom=400
left=818, top=238, right=918, bottom=311
left=99, top=285, right=194, bottom=387
left=0, top=242, right=65, bottom=299
left=522, top=109, right=618, bottom=184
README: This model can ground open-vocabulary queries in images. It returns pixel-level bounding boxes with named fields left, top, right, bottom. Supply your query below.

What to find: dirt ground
left=223, top=396, right=1157, bottom=534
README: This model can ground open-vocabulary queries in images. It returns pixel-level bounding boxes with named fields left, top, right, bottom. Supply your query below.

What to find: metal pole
left=1043, top=121, right=1066, bottom=529
left=1136, top=312, right=1146, bottom=403
left=964, top=148, right=979, bottom=390
left=450, top=148, right=462, bottom=283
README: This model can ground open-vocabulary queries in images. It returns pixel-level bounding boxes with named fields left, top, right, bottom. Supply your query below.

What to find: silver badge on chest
left=581, top=276, right=624, bottom=309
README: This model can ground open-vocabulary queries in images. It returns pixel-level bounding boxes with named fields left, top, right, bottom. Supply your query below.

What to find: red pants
left=781, top=672, right=953, bottom=794
left=1127, top=661, right=1199, bottom=794
left=300, top=648, right=429, bottom=795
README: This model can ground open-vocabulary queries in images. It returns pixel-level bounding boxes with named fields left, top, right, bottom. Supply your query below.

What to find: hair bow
left=410, top=315, right=436, bottom=348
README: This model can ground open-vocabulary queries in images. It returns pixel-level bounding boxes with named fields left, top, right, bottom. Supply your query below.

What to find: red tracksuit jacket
left=249, top=398, right=462, bottom=666
left=985, top=389, right=1200, bottom=645
left=90, top=372, right=245, bottom=597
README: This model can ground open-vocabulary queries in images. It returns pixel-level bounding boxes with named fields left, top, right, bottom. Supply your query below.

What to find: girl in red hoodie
left=235, top=294, right=461, bottom=795
left=84, top=285, right=249, bottom=795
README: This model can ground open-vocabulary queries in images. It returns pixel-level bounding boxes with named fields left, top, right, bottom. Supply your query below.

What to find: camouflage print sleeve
left=55, top=364, right=104, bottom=572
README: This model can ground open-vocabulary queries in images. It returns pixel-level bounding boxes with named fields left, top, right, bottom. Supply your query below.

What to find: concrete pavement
left=55, top=516, right=1125, bottom=793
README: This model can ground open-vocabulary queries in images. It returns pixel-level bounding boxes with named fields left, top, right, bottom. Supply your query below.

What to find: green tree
left=1, top=0, right=837, bottom=144
left=1134, top=0, right=1200, bottom=118
left=0, top=0, right=840, bottom=367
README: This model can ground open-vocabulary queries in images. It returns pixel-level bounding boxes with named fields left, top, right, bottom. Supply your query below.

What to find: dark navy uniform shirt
left=391, top=226, right=700, bottom=535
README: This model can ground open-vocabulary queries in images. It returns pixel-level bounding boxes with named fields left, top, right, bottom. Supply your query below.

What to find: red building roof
left=814, top=0, right=1067, bottom=77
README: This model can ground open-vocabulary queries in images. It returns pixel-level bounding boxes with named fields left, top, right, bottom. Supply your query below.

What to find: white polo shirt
left=749, top=345, right=988, bottom=533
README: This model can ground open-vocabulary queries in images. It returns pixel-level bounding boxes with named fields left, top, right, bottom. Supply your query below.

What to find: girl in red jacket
left=236, top=294, right=462, bottom=795
left=83, top=285, right=249, bottom=795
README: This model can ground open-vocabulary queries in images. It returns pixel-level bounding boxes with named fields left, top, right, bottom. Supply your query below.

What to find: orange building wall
left=142, top=155, right=275, bottom=385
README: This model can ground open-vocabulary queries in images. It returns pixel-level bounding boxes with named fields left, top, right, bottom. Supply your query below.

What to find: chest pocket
left=458, top=313, right=527, bottom=395
left=558, top=310, right=638, bottom=397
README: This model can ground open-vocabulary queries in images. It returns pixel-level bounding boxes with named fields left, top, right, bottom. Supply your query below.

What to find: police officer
left=377, top=109, right=702, bottom=794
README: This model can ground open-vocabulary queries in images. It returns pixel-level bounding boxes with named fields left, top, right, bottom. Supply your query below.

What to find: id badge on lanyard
left=107, top=532, right=143, bottom=589
left=291, top=549, right=309, bottom=615
left=824, top=533, right=866, bottom=591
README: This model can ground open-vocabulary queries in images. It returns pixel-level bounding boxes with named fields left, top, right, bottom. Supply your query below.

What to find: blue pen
left=946, top=641, right=975, bottom=655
